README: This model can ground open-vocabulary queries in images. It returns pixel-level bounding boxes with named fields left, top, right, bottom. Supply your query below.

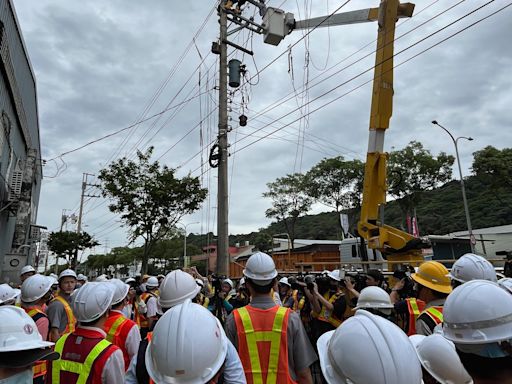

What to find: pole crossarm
left=293, top=3, right=414, bottom=30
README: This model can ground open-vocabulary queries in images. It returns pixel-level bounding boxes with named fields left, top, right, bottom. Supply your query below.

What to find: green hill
left=233, top=175, right=512, bottom=244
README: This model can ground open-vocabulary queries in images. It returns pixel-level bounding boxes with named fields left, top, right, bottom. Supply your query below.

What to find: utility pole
left=73, top=173, right=99, bottom=268
left=216, top=2, right=230, bottom=277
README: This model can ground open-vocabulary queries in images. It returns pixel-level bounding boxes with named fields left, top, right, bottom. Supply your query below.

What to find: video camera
left=210, top=273, right=227, bottom=293
left=393, top=267, right=415, bottom=298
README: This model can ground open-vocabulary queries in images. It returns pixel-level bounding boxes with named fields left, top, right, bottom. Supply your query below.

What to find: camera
left=393, top=268, right=415, bottom=298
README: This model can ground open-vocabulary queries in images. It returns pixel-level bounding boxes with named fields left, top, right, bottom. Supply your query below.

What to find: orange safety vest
left=312, top=291, right=344, bottom=328
left=25, top=307, right=48, bottom=378
left=146, top=332, right=155, bottom=384
left=405, top=298, right=426, bottom=335
left=233, top=305, right=297, bottom=384
left=136, top=292, right=156, bottom=328
left=103, top=312, right=135, bottom=370
left=53, top=295, right=77, bottom=335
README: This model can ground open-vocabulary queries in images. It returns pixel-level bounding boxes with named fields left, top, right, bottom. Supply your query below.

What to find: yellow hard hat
left=411, top=261, right=452, bottom=294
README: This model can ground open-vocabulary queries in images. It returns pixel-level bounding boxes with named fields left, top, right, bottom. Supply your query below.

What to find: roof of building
left=272, top=238, right=342, bottom=252
left=449, top=224, right=512, bottom=237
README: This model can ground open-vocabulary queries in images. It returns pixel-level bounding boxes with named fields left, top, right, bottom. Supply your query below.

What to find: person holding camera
left=307, top=270, right=348, bottom=342
left=208, top=277, right=236, bottom=324
left=392, top=261, right=452, bottom=336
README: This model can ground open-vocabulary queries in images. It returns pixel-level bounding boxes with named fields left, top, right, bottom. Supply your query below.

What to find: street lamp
left=178, top=222, right=199, bottom=268
left=432, top=120, right=475, bottom=252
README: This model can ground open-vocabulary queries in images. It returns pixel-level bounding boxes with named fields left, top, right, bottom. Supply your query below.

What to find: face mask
left=457, top=341, right=511, bottom=358
left=0, top=368, right=33, bottom=384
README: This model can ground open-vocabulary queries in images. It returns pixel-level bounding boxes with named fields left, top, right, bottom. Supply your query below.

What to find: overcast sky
left=12, top=0, right=512, bottom=253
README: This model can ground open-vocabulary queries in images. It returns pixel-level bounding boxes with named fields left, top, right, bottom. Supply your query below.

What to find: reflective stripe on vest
left=54, top=296, right=76, bottom=334
left=235, top=306, right=296, bottom=384
left=424, top=306, right=444, bottom=325
left=405, top=298, right=426, bottom=336
left=52, top=333, right=111, bottom=384
left=25, top=307, right=48, bottom=378
left=313, top=292, right=342, bottom=328
left=106, top=316, right=127, bottom=342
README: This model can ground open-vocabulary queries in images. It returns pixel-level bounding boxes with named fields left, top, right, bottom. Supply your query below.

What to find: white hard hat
left=72, top=282, right=114, bottom=322
left=279, top=277, right=291, bottom=287
left=243, top=252, right=277, bottom=285
left=239, top=277, right=246, bottom=285
left=355, top=286, right=394, bottom=315
left=223, top=278, right=234, bottom=289
left=20, top=265, right=36, bottom=276
left=327, top=269, right=345, bottom=281
left=49, top=273, right=58, bottom=281
left=317, top=310, right=422, bottom=384
left=21, top=275, right=53, bottom=303
left=108, top=279, right=130, bottom=306
left=0, top=306, right=54, bottom=351
left=59, top=269, right=77, bottom=280
left=95, top=274, right=108, bottom=282
left=145, top=276, right=159, bottom=288
left=443, top=280, right=512, bottom=344
left=448, top=253, right=497, bottom=283
left=0, top=284, right=20, bottom=305
left=195, top=278, right=205, bottom=287
left=158, top=270, right=200, bottom=309
left=125, top=277, right=136, bottom=284
left=145, top=300, right=228, bottom=384
left=77, top=274, right=87, bottom=282
left=412, top=334, right=473, bottom=384
left=498, top=277, right=512, bottom=294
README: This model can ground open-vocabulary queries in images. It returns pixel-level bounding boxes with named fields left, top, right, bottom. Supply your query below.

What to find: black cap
left=0, top=348, right=60, bottom=368
left=366, top=269, right=384, bottom=282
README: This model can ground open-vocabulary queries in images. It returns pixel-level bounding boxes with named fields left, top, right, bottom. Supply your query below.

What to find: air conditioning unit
left=7, top=170, right=23, bottom=202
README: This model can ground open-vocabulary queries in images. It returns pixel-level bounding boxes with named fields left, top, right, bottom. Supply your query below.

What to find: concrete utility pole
left=73, top=173, right=99, bottom=267
left=216, top=2, right=230, bottom=277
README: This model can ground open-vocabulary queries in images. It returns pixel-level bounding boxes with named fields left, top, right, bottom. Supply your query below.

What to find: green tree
left=47, top=231, right=99, bottom=269
left=263, top=173, right=312, bottom=249
left=387, top=141, right=454, bottom=230
left=472, top=146, right=512, bottom=193
left=306, top=156, right=365, bottom=212
left=98, top=147, right=208, bottom=274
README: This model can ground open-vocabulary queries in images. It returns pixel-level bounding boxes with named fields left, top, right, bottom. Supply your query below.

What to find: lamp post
left=431, top=120, right=475, bottom=252
left=178, top=222, right=199, bottom=268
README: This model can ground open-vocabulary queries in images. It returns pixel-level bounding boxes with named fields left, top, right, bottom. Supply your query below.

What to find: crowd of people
left=1, top=251, right=512, bottom=383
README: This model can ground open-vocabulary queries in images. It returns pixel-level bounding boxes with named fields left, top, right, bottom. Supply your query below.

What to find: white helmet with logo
left=59, top=269, right=77, bottom=281
left=243, top=252, right=277, bottom=285
left=410, top=334, right=473, bottom=384
left=21, top=275, right=53, bottom=303
left=108, top=279, right=130, bottom=306
left=145, top=300, right=228, bottom=384
left=0, top=306, right=54, bottom=351
left=158, top=270, right=200, bottom=309
left=20, top=265, right=36, bottom=277
left=317, top=310, right=422, bottom=384
left=72, top=282, right=114, bottom=322
left=279, top=277, right=291, bottom=287
left=355, top=286, right=394, bottom=315
left=448, top=253, right=497, bottom=284
left=443, top=280, right=512, bottom=344
left=145, top=276, right=159, bottom=288
left=0, top=284, right=20, bottom=305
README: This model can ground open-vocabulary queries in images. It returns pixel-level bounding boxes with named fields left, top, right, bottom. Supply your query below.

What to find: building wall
left=0, top=0, right=42, bottom=284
